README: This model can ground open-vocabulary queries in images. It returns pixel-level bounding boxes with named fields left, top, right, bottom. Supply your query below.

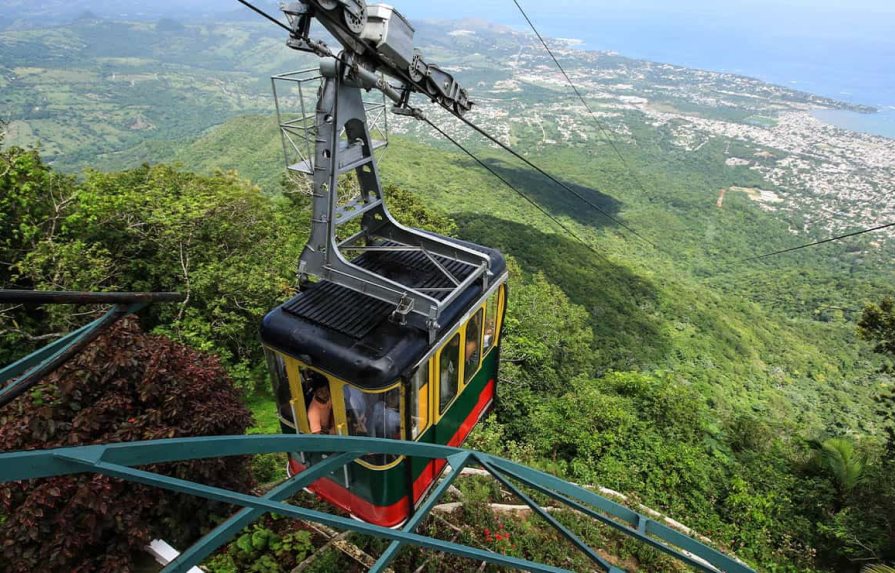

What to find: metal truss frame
left=0, top=290, right=183, bottom=409
left=271, top=68, right=389, bottom=178
left=0, top=435, right=756, bottom=573
left=275, top=60, right=492, bottom=335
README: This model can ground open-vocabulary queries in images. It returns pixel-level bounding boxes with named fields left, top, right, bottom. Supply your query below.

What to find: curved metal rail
left=0, top=290, right=753, bottom=572
left=0, top=290, right=184, bottom=408
left=0, top=435, right=755, bottom=573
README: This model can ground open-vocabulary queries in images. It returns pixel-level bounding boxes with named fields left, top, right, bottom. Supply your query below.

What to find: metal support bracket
left=289, top=58, right=491, bottom=336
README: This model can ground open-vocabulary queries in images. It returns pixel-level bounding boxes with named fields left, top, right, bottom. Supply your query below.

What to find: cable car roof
left=261, top=237, right=506, bottom=389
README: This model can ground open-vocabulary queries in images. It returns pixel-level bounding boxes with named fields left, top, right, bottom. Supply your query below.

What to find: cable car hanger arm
left=281, top=0, right=473, bottom=117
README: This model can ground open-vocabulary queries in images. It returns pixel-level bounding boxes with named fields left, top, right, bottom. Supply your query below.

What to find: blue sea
left=402, top=0, right=895, bottom=139
left=811, top=109, right=895, bottom=140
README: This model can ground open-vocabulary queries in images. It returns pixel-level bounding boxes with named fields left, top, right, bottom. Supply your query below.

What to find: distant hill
left=5, top=10, right=895, bottom=570
left=0, top=0, right=271, bottom=27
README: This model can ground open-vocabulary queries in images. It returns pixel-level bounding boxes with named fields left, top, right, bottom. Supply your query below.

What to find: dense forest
left=1, top=11, right=895, bottom=572
left=2, top=120, right=894, bottom=571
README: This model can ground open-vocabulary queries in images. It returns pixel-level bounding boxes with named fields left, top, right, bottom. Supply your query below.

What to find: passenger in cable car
left=307, top=375, right=334, bottom=435
left=465, top=313, right=482, bottom=382
left=483, top=316, right=495, bottom=350
left=440, top=335, right=460, bottom=408
left=344, top=386, right=368, bottom=435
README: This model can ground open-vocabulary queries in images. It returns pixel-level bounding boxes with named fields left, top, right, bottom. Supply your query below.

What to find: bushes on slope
left=0, top=318, right=254, bottom=573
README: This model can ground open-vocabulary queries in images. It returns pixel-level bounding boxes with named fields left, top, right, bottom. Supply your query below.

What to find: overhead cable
left=440, top=107, right=658, bottom=249
left=424, top=118, right=610, bottom=263
left=236, top=0, right=293, bottom=33
left=511, top=0, right=656, bottom=205
left=236, top=0, right=656, bottom=250
left=746, top=222, right=895, bottom=261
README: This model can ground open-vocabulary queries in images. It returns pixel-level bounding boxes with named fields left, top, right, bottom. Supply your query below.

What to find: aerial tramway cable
left=510, top=0, right=657, bottom=207
left=510, top=0, right=895, bottom=267
left=237, top=0, right=656, bottom=250
left=437, top=109, right=659, bottom=249
left=236, top=0, right=292, bottom=32
left=745, top=222, right=895, bottom=261
left=423, top=118, right=611, bottom=263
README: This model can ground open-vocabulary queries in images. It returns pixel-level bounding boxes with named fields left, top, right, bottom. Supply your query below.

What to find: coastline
left=811, top=107, right=895, bottom=141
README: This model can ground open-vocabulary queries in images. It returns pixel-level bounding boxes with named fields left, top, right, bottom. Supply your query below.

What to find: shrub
left=0, top=317, right=254, bottom=573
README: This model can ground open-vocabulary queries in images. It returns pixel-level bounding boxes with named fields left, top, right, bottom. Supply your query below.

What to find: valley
left=2, top=10, right=894, bottom=572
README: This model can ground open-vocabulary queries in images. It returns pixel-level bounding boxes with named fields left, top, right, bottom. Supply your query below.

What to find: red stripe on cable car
left=288, top=379, right=495, bottom=527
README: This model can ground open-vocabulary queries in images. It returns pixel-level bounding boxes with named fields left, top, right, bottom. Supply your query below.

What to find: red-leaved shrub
left=0, top=317, right=254, bottom=572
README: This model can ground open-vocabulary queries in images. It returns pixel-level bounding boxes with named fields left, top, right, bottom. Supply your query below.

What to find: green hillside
left=150, top=112, right=888, bottom=432
left=3, top=14, right=895, bottom=573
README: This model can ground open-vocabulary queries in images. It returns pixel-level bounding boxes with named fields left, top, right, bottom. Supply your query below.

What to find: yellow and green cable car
left=261, top=243, right=507, bottom=526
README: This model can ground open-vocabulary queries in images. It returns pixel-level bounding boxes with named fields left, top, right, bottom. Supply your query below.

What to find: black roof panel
left=283, top=281, right=393, bottom=340
left=260, top=235, right=506, bottom=389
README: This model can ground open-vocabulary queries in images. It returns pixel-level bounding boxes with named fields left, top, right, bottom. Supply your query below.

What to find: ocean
left=811, top=109, right=895, bottom=140
left=402, top=0, right=895, bottom=139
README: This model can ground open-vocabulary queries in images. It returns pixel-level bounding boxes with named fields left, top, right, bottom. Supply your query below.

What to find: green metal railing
left=0, top=290, right=183, bottom=408
left=0, top=435, right=755, bottom=573
left=0, top=289, right=756, bottom=573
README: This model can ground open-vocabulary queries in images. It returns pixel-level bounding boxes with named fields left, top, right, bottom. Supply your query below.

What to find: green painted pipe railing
left=0, top=290, right=183, bottom=408
left=0, top=435, right=756, bottom=573
left=0, top=290, right=755, bottom=572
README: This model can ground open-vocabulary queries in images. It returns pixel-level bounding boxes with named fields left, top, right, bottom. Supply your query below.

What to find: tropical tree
left=816, top=437, right=864, bottom=495
left=859, top=296, right=895, bottom=456
left=860, top=296, right=895, bottom=367
left=862, top=564, right=895, bottom=573
left=0, top=158, right=306, bottom=391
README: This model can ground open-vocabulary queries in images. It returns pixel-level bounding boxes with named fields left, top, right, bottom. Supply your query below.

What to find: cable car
left=259, top=0, right=507, bottom=525
left=261, top=243, right=507, bottom=526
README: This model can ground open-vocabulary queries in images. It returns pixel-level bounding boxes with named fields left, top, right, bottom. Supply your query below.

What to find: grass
left=246, top=392, right=279, bottom=435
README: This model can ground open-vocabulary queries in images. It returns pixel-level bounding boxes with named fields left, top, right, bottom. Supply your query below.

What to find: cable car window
left=464, top=309, right=483, bottom=384
left=343, top=385, right=369, bottom=436
left=368, top=386, right=403, bottom=441
left=266, top=349, right=296, bottom=431
left=304, top=370, right=334, bottom=435
left=343, top=384, right=403, bottom=465
left=410, top=365, right=429, bottom=439
left=439, top=333, right=461, bottom=414
left=483, top=292, right=499, bottom=354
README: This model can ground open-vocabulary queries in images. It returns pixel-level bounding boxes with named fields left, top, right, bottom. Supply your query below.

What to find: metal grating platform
left=354, top=247, right=477, bottom=301
left=282, top=246, right=480, bottom=338
left=283, top=281, right=394, bottom=340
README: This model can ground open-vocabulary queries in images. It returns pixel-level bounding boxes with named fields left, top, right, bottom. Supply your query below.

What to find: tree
left=859, top=297, right=895, bottom=456
left=2, top=160, right=305, bottom=391
left=860, top=296, right=895, bottom=368
left=0, top=146, right=80, bottom=364
left=816, top=437, right=864, bottom=494
left=494, top=259, right=595, bottom=440
left=0, top=317, right=254, bottom=573
left=382, top=184, right=458, bottom=236
left=0, top=154, right=463, bottom=393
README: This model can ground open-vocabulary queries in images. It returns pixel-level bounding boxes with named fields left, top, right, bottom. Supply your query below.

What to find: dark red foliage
left=0, top=317, right=254, bottom=573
